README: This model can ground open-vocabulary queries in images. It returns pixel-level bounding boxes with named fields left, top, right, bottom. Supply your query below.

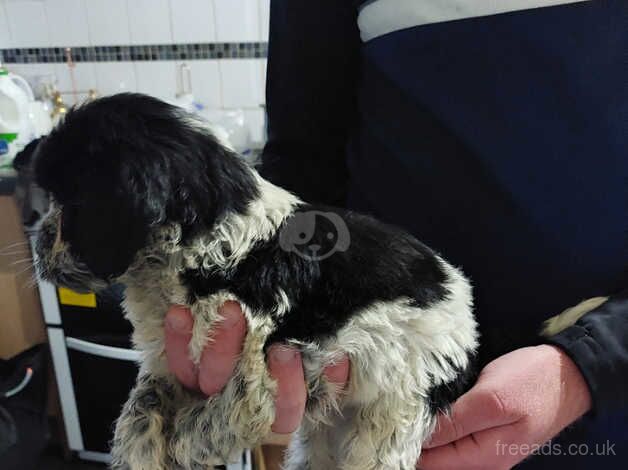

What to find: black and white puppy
left=32, top=94, right=479, bottom=470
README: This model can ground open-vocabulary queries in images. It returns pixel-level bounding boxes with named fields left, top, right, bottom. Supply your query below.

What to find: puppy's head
left=33, top=93, right=258, bottom=291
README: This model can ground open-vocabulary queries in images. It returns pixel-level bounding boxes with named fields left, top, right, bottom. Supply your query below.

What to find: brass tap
left=50, top=91, right=68, bottom=122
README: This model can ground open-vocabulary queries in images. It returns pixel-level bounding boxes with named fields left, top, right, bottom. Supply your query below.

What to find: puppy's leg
left=170, top=301, right=277, bottom=469
left=290, top=294, right=476, bottom=470
left=111, top=375, right=176, bottom=470
left=339, top=396, right=434, bottom=470
left=285, top=342, right=431, bottom=470
left=285, top=374, right=433, bottom=470
left=283, top=345, right=347, bottom=470
left=284, top=419, right=336, bottom=470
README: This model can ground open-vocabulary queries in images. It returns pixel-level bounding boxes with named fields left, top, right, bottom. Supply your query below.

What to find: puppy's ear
left=13, top=137, right=42, bottom=171
left=36, top=139, right=167, bottom=279
left=59, top=183, right=155, bottom=279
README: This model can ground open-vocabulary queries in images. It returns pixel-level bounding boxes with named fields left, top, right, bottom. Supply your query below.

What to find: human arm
left=260, top=0, right=361, bottom=205
left=543, top=291, right=628, bottom=414
left=419, top=345, right=591, bottom=469
left=420, top=291, right=628, bottom=469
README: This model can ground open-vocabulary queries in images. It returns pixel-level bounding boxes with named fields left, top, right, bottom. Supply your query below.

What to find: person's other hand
left=164, top=303, right=350, bottom=433
left=419, top=345, right=592, bottom=470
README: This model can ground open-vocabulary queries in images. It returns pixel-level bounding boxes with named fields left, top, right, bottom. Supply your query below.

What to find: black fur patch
left=182, top=205, right=449, bottom=346
left=426, top=355, right=478, bottom=414
left=33, top=93, right=259, bottom=280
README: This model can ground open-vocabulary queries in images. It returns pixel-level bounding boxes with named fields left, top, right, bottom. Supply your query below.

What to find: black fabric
left=0, top=345, right=49, bottom=470
left=546, top=292, right=628, bottom=415
left=260, top=0, right=360, bottom=206
left=262, top=0, right=628, bottom=466
left=0, top=405, right=17, bottom=455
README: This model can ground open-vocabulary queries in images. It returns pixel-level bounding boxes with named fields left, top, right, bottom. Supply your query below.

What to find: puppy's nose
left=308, top=244, right=321, bottom=252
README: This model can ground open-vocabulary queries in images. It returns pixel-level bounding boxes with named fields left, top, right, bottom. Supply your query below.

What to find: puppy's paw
left=170, top=373, right=276, bottom=468
left=112, top=408, right=168, bottom=470
left=169, top=400, right=227, bottom=468
left=111, top=376, right=174, bottom=470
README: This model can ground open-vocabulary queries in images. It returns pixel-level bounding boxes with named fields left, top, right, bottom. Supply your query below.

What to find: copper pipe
left=65, top=48, right=78, bottom=104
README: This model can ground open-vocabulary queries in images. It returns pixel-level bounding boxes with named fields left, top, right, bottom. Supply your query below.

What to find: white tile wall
left=8, top=58, right=265, bottom=112
left=243, top=108, right=265, bottom=144
left=128, top=0, right=172, bottom=45
left=259, top=0, right=270, bottom=41
left=177, top=60, right=222, bottom=108
left=53, top=62, right=96, bottom=97
left=134, top=61, right=177, bottom=101
left=45, top=0, right=90, bottom=47
left=170, top=0, right=216, bottom=44
left=213, top=0, right=259, bottom=42
left=219, top=59, right=264, bottom=108
left=2, top=0, right=270, bottom=142
left=5, top=0, right=50, bottom=48
left=3, top=0, right=267, bottom=48
left=259, top=58, right=267, bottom=101
left=86, top=0, right=131, bottom=45
left=94, top=61, right=137, bottom=95
left=0, top=2, right=12, bottom=48
left=6, top=62, right=56, bottom=81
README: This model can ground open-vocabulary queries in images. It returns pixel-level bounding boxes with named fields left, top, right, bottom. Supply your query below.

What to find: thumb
left=424, top=388, right=520, bottom=449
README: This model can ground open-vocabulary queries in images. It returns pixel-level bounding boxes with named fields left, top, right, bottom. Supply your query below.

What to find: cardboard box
left=0, top=195, right=46, bottom=359
left=254, top=446, right=288, bottom=470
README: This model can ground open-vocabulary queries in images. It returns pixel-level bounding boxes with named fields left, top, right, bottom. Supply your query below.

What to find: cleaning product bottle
left=0, top=63, right=32, bottom=166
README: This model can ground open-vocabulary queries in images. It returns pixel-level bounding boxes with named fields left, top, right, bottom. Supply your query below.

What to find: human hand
left=164, top=303, right=350, bottom=433
left=419, top=345, right=592, bottom=470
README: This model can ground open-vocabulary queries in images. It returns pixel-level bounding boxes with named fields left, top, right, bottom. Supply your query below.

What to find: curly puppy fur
left=33, top=94, right=480, bottom=469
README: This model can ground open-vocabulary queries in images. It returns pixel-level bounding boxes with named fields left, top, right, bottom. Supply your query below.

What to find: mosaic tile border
left=0, top=42, right=268, bottom=64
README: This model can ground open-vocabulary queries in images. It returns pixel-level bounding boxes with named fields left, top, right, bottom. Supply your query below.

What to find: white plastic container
left=0, top=64, right=35, bottom=164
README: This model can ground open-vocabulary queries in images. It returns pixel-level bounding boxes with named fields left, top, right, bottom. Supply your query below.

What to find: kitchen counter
left=0, top=169, right=17, bottom=195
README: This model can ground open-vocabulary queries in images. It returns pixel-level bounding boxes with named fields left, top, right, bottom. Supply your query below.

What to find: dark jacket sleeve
left=545, top=290, right=628, bottom=415
left=260, top=0, right=361, bottom=206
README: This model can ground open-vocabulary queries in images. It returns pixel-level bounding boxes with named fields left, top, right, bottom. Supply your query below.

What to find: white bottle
left=0, top=64, right=33, bottom=165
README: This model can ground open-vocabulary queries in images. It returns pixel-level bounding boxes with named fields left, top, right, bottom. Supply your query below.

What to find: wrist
left=538, top=344, right=592, bottom=422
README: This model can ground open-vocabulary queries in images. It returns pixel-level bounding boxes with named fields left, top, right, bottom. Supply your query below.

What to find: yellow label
left=58, top=287, right=97, bottom=308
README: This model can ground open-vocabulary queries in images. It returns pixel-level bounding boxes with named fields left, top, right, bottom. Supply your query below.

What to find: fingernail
left=166, top=312, right=190, bottom=332
left=219, top=307, right=242, bottom=329
left=269, top=346, right=298, bottom=364
left=218, top=301, right=241, bottom=325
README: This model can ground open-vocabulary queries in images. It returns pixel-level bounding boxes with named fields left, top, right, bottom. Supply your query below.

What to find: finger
left=423, top=388, right=520, bottom=449
left=198, top=301, right=247, bottom=396
left=268, top=345, right=307, bottom=434
left=165, top=305, right=198, bottom=390
left=418, top=422, right=522, bottom=470
left=323, top=354, right=350, bottom=389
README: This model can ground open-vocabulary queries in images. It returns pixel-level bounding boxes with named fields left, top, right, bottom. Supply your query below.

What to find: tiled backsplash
left=0, top=0, right=270, bottom=143
left=0, top=0, right=269, bottom=47
left=1, top=43, right=267, bottom=63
